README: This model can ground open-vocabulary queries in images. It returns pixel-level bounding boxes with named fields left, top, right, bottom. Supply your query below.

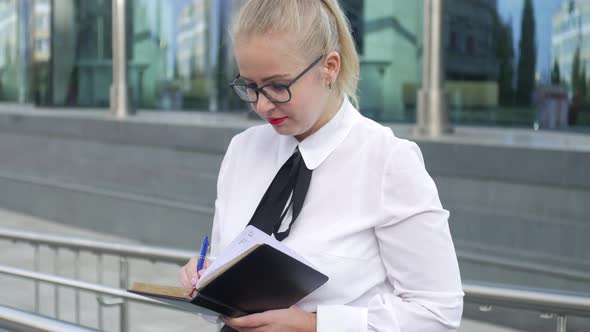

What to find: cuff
left=317, top=305, right=368, bottom=332
left=199, top=313, right=222, bottom=326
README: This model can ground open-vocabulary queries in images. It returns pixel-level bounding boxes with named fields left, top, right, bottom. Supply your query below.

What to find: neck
left=295, top=93, right=343, bottom=141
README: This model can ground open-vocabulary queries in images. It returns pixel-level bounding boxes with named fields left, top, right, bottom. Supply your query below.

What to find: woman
left=179, top=0, right=463, bottom=331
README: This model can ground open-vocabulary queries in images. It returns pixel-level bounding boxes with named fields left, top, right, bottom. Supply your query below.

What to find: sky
left=498, top=0, right=566, bottom=81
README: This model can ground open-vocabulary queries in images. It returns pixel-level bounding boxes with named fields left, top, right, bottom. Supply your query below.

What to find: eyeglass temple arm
left=286, top=55, right=325, bottom=85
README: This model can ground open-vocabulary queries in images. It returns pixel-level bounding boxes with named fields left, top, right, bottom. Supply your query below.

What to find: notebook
left=128, top=225, right=329, bottom=317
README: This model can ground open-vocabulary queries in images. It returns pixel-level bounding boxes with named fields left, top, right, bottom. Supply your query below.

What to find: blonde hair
left=232, top=0, right=360, bottom=108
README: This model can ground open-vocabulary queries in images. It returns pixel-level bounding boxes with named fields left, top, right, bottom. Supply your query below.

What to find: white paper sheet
left=196, top=225, right=314, bottom=288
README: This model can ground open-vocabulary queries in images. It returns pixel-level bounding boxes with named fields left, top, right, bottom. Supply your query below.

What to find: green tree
left=551, top=58, right=561, bottom=85
left=580, top=62, right=587, bottom=100
left=571, top=47, right=581, bottom=91
left=516, top=0, right=537, bottom=106
left=495, top=15, right=514, bottom=106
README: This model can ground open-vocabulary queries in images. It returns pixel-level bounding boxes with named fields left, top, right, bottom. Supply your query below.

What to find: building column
left=416, top=0, right=452, bottom=136
left=208, top=0, right=220, bottom=112
left=17, top=0, right=30, bottom=103
left=110, top=0, right=131, bottom=118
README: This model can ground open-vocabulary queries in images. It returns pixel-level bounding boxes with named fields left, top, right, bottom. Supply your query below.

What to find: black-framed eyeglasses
left=229, top=54, right=324, bottom=104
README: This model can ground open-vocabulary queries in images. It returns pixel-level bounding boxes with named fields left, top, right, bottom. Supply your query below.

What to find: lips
left=268, top=117, right=287, bottom=125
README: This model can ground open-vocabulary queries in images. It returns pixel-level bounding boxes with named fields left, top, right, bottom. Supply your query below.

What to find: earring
left=328, top=82, right=333, bottom=90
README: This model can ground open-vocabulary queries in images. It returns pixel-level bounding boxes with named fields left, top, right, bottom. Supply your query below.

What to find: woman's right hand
left=178, top=256, right=211, bottom=288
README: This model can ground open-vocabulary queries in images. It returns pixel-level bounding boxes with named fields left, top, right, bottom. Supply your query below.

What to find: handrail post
left=53, top=247, right=59, bottom=319
left=96, top=254, right=103, bottom=330
left=34, top=244, right=40, bottom=313
left=557, top=315, right=567, bottom=332
left=74, top=250, right=81, bottom=324
left=119, top=257, right=129, bottom=332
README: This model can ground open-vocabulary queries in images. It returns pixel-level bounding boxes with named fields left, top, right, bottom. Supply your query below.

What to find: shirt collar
left=277, top=97, right=359, bottom=170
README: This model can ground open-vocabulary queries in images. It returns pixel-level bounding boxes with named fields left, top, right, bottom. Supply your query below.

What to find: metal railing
left=1, top=227, right=590, bottom=332
left=0, top=227, right=194, bottom=331
left=0, top=265, right=170, bottom=332
left=0, top=304, right=101, bottom=332
left=0, top=264, right=168, bottom=308
left=465, top=282, right=590, bottom=332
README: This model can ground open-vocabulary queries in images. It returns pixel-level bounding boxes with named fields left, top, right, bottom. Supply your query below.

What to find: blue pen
left=197, top=235, right=209, bottom=272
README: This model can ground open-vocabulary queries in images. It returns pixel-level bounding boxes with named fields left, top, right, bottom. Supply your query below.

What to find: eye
left=266, top=84, right=287, bottom=92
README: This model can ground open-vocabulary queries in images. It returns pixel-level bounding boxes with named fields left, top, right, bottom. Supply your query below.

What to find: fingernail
left=191, top=277, right=197, bottom=285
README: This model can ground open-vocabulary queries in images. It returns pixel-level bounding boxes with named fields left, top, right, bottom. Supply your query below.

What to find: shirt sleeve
left=199, top=138, right=236, bottom=327
left=317, top=139, right=464, bottom=332
left=210, top=137, right=236, bottom=259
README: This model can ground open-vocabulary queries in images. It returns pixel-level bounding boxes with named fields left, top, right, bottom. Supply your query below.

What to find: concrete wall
left=0, top=110, right=589, bottom=293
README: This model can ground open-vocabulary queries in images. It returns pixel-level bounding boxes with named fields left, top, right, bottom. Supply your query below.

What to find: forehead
left=234, top=33, right=305, bottom=80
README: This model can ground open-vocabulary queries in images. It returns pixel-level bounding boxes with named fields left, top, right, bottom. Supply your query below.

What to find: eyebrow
left=239, top=73, right=291, bottom=82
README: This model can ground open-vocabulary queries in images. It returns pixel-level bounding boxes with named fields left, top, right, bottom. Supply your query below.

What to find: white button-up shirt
left=210, top=98, right=464, bottom=331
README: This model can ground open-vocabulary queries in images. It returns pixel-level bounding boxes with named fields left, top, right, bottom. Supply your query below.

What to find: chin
left=272, top=126, right=295, bottom=136
left=269, top=124, right=301, bottom=137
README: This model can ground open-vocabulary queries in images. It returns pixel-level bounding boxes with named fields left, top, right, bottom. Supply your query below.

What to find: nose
left=253, top=92, right=274, bottom=116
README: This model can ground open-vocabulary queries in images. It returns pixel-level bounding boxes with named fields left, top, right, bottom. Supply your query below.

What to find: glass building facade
left=0, top=0, right=588, bottom=132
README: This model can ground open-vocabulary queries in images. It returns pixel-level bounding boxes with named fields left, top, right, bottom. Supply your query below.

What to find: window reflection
left=0, top=0, right=23, bottom=102
left=128, top=0, right=243, bottom=111
left=442, top=0, right=590, bottom=129
left=0, top=0, right=586, bottom=130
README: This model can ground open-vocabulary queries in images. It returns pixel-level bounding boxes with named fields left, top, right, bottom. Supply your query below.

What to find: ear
left=323, top=51, right=341, bottom=85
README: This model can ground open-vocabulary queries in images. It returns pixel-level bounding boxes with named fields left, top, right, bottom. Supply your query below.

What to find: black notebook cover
left=196, top=243, right=328, bottom=316
left=130, top=243, right=328, bottom=318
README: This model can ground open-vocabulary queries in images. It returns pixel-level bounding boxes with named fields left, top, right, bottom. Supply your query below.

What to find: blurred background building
left=0, top=0, right=585, bottom=126
left=552, top=0, right=590, bottom=84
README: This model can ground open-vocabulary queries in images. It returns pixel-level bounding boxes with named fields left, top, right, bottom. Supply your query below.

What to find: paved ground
left=0, top=207, right=522, bottom=332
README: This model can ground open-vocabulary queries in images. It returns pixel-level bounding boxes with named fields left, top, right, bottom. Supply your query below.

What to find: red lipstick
left=268, top=117, right=287, bottom=125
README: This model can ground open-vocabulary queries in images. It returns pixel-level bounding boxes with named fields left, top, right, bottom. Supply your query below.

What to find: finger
left=224, top=312, right=273, bottom=328
left=179, top=259, right=198, bottom=287
left=237, top=327, right=266, bottom=332
left=178, top=267, right=192, bottom=288
left=178, top=267, right=188, bottom=287
left=224, top=316, right=264, bottom=329
left=185, top=266, right=197, bottom=285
